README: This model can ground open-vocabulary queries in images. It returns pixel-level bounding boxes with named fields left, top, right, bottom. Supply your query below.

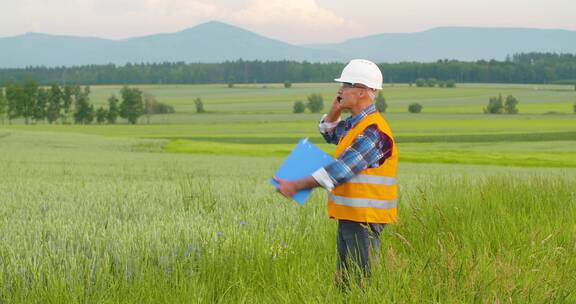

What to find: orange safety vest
left=327, top=112, right=398, bottom=224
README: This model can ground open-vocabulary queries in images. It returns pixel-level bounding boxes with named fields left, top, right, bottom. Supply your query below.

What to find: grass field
left=0, top=131, right=575, bottom=302
left=5, top=83, right=575, bottom=167
left=1, top=83, right=575, bottom=302
left=85, top=83, right=576, bottom=115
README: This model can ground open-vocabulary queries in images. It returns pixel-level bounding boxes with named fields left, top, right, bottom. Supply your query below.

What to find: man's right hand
left=325, top=95, right=342, bottom=123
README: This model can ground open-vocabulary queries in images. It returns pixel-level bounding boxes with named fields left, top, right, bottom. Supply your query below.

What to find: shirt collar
left=344, top=103, right=376, bottom=129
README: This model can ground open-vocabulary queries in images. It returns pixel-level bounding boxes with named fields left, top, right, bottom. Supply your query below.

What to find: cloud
left=230, top=0, right=360, bottom=43
left=129, top=0, right=220, bottom=19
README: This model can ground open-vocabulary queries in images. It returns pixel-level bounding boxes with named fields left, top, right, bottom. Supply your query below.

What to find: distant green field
left=3, top=83, right=575, bottom=167
left=86, top=83, right=576, bottom=114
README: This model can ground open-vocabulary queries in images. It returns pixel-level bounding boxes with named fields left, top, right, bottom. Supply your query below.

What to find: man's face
left=337, top=82, right=369, bottom=109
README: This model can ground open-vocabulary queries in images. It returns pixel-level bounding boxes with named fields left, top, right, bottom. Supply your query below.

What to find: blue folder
left=270, top=138, right=334, bottom=204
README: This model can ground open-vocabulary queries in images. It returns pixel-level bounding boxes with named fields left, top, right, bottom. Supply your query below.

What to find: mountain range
left=1, top=21, right=575, bottom=68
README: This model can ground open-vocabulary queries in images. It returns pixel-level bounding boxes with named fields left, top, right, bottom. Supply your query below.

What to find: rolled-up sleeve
left=311, top=167, right=336, bottom=191
left=318, top=114, right=346, bottom=145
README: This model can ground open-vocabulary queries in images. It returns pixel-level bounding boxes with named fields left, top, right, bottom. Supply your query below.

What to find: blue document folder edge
left=270, top=138, right=334, bottom=204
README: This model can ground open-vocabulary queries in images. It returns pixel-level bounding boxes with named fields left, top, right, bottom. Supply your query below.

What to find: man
left=274, top=59, right=398, bottom=287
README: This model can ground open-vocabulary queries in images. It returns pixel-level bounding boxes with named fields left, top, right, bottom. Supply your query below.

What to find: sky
left=1, top=0, right=575, bottom=44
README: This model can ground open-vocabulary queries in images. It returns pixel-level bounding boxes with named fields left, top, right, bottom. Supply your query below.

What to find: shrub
left=306, top=93, right=324, bottom=113
left=504, top=95, right=519, bottom=114
left=293, top=101, right=305, bottom=113
left=154, top=102, right=175, bottom=114
left=426, top=78, right=437, bottom=87
left=143, top=92, right=157, bottom=124
left=375, top=91, right=387, bottom=113
left=484, top=95, right=504, bottom=114
left=194, top=97, right=205, bottom=113
left=408, top=103, right=423, bottom=113
left=284, top=81, right=292, bottom=88
left=446, top=80, right=456, bottom=88
left=415, top=78, right=426, bottom=87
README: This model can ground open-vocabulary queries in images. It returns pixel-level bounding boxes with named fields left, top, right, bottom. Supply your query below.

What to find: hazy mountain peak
left=0, top=24, right=575, bottom=67
left=175, top=20, right=279, bottom=42
left=192, top=20, right=238, bottom=30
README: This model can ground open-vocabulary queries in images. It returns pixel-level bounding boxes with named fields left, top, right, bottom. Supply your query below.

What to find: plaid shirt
left=320, top=104, right=392, bottom=187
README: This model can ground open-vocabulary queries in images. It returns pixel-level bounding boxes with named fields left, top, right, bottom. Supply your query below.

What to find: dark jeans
left=336, top=220, right=385, bottom=285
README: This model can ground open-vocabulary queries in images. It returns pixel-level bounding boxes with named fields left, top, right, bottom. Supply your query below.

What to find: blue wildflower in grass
left=239, top=220, right=247, bottom=226
left=216, top=231, right=223, bottom=238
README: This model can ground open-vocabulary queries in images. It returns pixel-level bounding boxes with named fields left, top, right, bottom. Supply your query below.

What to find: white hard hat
left=335, top=59, right=383, bottom=90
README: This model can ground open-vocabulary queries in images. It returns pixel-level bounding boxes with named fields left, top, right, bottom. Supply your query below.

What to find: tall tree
left=119, top=86, right=144, bottom=124
left=95, top=107, right=107, bottom=124
left=0, top=87, right=6, bottom=124
left=46, top=84, right=62, bottom=124
left=5, top=82, right=23, bottom=124
left=73, top=86, right=94, bottom=124
left=107, top=95, right=119, bottom=124
left=32, top=87, right=48, bottom=123
left=32, top=87, right=48, bottom=122
left=61, top=85, right=75, bottom=124
left=21, top=79, right=39, bottom=124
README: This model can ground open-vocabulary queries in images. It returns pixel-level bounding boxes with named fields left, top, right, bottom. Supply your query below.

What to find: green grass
left=1, top=83, right=576, bottom=302
left=0, top=131, right=575, bottom=302
left=5, top=113, right=576, bottom=137
left=161, top=139, right=576, bottom=167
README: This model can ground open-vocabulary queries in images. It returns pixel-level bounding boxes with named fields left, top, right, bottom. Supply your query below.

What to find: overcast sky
left=1, top=0, right=575, bottom=44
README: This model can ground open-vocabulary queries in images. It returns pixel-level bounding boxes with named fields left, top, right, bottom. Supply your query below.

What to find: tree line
left=0, top=80, right=174, bottom=125
left=1, top=53, right=575, bottom=85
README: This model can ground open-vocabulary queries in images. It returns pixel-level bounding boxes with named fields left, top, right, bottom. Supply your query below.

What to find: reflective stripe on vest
left=347, top=174, right=396, bottom=185
left=329, top=194, right=397, bottom=209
